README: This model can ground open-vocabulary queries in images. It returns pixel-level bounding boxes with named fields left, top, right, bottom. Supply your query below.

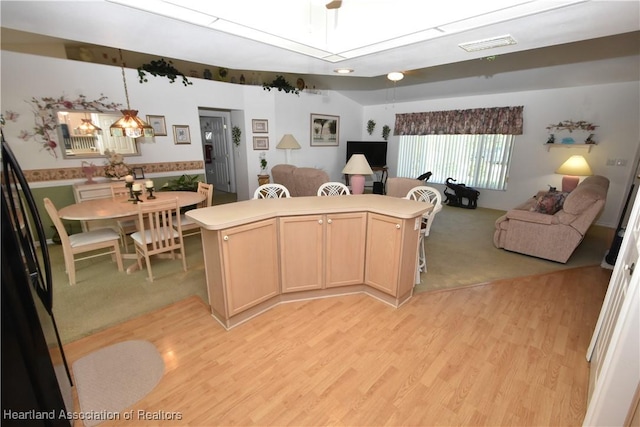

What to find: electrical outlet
left=616, top=159, right=628, bottom=166
left=606, top=158, right=616, bottom=166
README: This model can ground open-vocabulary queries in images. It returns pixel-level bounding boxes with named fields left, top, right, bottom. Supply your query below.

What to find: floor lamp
left=555, top=155, right=593, bottom=192
left=343, top=154, right=373, bottom=195
left=276, top=134, right=301, bottom=164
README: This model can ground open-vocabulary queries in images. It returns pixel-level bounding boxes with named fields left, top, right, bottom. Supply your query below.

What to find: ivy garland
left=263, top=75, right=300, bottom=95
left=137, top=58, right=193, bottom=86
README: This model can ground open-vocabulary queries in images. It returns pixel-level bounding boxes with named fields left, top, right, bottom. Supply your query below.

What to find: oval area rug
left=72, top=340, right=164, bottom=427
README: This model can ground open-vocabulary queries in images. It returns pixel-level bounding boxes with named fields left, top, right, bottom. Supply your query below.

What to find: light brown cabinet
left=188, top=194, right=429, bottom=329
left=279, top=215, right=324, bottom=292
left=201, top=218, right=280, bottom=321
left=279, top=212, right=366, bottom=292
left=325, top=212, right=367, bottom=288
left=365, top=213, right=420, bottom=299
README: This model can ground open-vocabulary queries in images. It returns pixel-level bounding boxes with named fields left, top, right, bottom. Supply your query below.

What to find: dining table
left=58, top=190, right=206, bottom=273
left=58, top=190, right=206, bottom=221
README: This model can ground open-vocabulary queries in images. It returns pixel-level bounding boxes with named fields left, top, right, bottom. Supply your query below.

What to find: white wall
left=363, top=82, right=640, bottom=227
left=2, top=50, right=639, bottom=226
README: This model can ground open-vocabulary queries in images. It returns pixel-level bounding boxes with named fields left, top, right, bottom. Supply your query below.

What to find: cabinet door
left=326, top=212, right=366, bottom=288
left=365, top=213, right=403, bottom=295
left=279, top=215, right=324, bottom=292
left=221, top=218, right=279, bottom=316
left=365, top=213, right=421, bottom=297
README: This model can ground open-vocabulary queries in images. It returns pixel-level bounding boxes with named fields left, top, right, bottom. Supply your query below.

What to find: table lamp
left=342, top=154, right=373, bottom=195
left=276, top=134, right=301, bottom=164
left=555, top=155, right=593, bottom=192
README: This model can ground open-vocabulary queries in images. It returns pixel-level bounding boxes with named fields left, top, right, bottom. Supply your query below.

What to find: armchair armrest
left=505, top=209, right=557, bottom=225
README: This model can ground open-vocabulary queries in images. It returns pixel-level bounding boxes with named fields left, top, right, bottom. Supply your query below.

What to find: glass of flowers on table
left=103, top=149, right=132, bottom=180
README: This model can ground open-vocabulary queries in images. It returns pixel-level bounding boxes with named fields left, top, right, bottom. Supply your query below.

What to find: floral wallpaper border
left=22, top=161, right=204, bottom=183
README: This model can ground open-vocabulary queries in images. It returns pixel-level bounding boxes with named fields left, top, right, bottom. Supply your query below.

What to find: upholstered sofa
left=385, top=177, right=423, bottom=198
left=271, top=164, right=330, bottom=197
left=493, top=175, right=609, bottom=263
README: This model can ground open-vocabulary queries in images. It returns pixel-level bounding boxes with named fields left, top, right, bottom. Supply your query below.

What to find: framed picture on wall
left=146, top=115, right=167, bottom=136
left=132, top=167, right=145, bottom=180
left=252, top=119, right=268, bottom=133
left=310, top=114, right=339, bottom=146
left=253, top=136, right=269, bottom=150
left=172, top=125, right=191, bottom=144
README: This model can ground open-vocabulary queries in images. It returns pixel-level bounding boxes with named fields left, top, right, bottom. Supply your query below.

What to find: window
left=397, top=134, right=514, bottom=190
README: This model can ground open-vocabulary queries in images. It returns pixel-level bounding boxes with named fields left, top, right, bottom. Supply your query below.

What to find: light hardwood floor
left=64, top=265, right=611, bottom=426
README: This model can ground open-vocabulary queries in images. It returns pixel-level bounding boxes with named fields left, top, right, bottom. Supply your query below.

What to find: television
left=346, top=141, right=387, bottom=168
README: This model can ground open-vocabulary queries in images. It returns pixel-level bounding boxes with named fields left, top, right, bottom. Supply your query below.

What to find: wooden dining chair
left=130, top=198, right=186, bottom=282
left=177, top=182, right=214, bottom=238
left=110, top=182, right=138, bottom=252
left=43, top=197, right=123, bottom=285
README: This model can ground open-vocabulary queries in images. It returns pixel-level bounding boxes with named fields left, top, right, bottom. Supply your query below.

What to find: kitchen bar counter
left=185, top=194, right=429, bottom=230
left=186, top=194, right=431, bottom=330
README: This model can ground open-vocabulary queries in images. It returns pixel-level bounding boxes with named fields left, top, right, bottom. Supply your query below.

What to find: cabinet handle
left=396, top=224, right=401, bottom=229
left=318, top=219, right=323, bottom=224
left=223, top=235, right=229, bottom=241
left=327, top=219, right=332, bottom=224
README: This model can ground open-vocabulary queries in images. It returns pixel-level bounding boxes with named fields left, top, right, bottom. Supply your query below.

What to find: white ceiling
left=1, top=1, right=639, bottom=105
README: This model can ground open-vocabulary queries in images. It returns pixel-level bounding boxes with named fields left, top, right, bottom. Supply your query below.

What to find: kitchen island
left=186, top=194, right=431, bottom=329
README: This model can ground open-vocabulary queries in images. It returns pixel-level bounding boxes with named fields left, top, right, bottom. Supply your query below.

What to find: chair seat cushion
left=69, top=228, right=121, bottom=247
left=179, top=213, right=195, bottom=226
left=130, top=229, right=180, bottom=245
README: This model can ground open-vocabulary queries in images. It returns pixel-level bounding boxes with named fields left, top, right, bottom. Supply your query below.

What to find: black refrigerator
left=1, top=138, right=73, bottom=426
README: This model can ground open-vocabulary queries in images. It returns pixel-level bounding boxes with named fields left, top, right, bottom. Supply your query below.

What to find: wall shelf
left=544, top=143, right=595, bottom=152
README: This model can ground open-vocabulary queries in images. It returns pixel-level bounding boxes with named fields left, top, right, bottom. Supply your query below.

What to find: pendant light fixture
left=110, top=49, right=154, bottom=139
left=76, top=114, right=102, bottom=136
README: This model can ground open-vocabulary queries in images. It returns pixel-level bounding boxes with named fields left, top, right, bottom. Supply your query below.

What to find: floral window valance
left=394, top=106, right=524, bottom=136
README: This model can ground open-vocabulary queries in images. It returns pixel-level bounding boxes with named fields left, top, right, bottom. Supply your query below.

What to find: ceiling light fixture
left=458, top=34, right=517, bottom=52
left=387, top=72, right=404, bottom=82
left=334, top=68, right=354, bottom=74
left=110, top=49, right=154, bottom=139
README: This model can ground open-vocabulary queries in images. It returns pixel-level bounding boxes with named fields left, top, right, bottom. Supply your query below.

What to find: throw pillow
left=531, top=191, right=568, bottom=215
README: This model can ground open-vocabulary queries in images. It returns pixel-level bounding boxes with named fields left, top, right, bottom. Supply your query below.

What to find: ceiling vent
left=458, top=35, right=517, bottom=52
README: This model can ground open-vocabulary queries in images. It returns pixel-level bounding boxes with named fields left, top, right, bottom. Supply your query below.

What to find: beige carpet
left=48, top=202, right=612, bottom=344
left=72, top=340, right=164, bottom=427
left=414, top=205, right=613, bottom=293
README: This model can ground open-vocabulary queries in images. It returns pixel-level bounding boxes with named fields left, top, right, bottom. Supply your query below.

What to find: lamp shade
left=110, top=110, right=154, bottom=138
left=276, top=134, right=301, bottom=149
left=342, top=154, right=373, bottom=175
left=555, top=155, right=593, bottom=176
left=77, top=118, right=102, bottom=135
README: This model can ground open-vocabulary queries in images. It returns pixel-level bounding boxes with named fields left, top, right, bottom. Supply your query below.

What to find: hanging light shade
left=110, top=49, right=154, bottom=139
left=110, top=109, right=153, bottom=138
left=77, top=118, right=102, bottom=136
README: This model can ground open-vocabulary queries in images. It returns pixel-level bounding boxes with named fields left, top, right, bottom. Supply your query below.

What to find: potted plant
left=160, top=174, right=200, bottom=192
left=366, top=119, right=376, bottom=135
left=232, top=126, right=241, bottom=147
left=382, top=125, right=391, bottom=141
left=259, top=152, right=268, bottom=175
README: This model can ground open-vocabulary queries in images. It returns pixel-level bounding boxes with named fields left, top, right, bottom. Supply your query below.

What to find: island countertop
left=185, top=194, right=431, bottom=230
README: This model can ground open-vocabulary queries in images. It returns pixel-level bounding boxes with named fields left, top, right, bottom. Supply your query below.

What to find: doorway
left=199, top=110, right=236, bottom=195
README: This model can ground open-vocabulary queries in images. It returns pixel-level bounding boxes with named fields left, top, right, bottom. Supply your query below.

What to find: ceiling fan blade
left=325, top=0, right=342, bottom=10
